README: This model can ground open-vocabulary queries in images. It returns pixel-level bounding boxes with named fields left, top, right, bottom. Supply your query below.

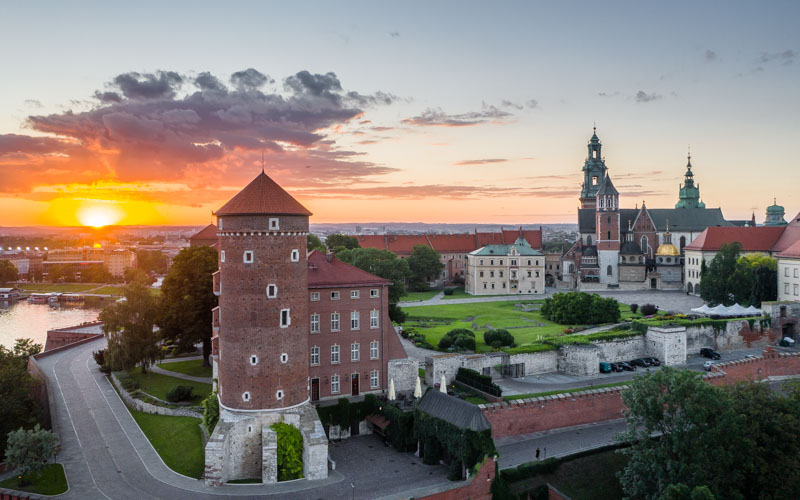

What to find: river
left=0, top=300, right=102, bottom=349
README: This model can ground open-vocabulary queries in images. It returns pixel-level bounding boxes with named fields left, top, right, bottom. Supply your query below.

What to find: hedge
left=456, top=367, right=502, bottom=397
left=315, top=394, right=379, bottom=429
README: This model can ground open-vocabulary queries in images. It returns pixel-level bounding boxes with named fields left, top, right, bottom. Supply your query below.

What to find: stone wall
left=593, top=337, right=646, bottom=362
left=418, top=455, right=495, bottom=500
left=684, top=320, right=773, bottom=353
left=508, top=350, right=559, bottom=376
left=557, top=344, right=600, bottom=376
left=427, top=353, right=502, bottom=386
left=388, top=358, right=418, bottom=393
left=110, top=373, right=203, bottom=418
left=645, top=326, right=687, bottom=366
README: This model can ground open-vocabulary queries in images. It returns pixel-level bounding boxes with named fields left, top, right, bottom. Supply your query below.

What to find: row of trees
left=699, top=242, right=777, bottom=307
left=619, top=368, right=800, bottom=499
left=0, top=259, right=18, bottom=284
left=540, top=292, right=621, bottom=325
left=101, top=245, right=218, bottom=373
left=0, top=339, right=44, bottom=457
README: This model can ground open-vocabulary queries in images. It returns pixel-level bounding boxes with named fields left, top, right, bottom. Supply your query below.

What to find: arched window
left=621, top=256, right=626, bottom=262
left=687, top=283, right=693, bottom=294
left=641, top=235, right=648, bottom=255
left=679, top=236, right=686, bottom=253
left=607, top=265, right=613, bottom=276
left=587, top=235, right=593, bottom=245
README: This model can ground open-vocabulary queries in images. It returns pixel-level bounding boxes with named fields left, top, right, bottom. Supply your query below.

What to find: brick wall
left=419, top=456, right=495, bottom=500
left=44, top=330, right=102, bottom=352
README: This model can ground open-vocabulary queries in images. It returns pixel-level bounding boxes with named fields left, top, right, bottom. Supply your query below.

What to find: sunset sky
left=1, top=1, right=798, bottom=227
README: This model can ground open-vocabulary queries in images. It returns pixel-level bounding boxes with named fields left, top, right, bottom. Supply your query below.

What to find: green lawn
left=441, top=286, right=519, bottom=300
left=91, top=285, right=127, bottom=295
left=128, top=407, right=205, bottom=478
left=403, top=300, right=565, bottom=352
left=0, top=463, right=68, bottom=495
left=400, top=289, right=442, bottom=302
left=504, top=381, right=628, bottom=401
left=158, top=359, right=212, bottom=378
left=128, top=368, right=212, bottom=405
left=17, top=283, right=98, bottom=292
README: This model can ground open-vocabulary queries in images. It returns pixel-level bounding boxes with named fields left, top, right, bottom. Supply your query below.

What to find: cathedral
left=561, top=129, right=743, bottom=291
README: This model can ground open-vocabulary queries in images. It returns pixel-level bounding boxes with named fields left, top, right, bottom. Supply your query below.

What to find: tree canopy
left=100, top=282, right=161, bottom=373
left=0, top=259, right=18, bottom=284
left=618, top=367, right=800, bottom=499
left=4, top=425, right=58, bottom=486
left=407, top=244, right=444, bottom=288
left=540, top=292, right=620, bottom=324
left=325, top=234, right=360, bottom=251
left=335, top=247, right=410, bottom=322
left=700, top=242, right=777, bottom=306
left=135, top=249, right=168, bottom=275
left=0, top=339, right=43, bottom=457
left=307, top=234, right=325, bottom=253
left=158, top=245, right=218, bottom=366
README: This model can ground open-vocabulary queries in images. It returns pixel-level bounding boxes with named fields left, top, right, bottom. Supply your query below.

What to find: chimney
left=326, top=251, right=334, bottom=263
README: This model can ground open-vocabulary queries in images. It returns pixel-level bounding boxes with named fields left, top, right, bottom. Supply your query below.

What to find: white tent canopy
left=744, top=305, right=762, bottom=315
left=691, top=304, right=713, bottom=314
left=694, top=303, right=762, bottom=317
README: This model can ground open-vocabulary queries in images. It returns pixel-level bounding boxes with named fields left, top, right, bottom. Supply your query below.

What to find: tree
left=100, top=282, right=161, bottom=373
left=335, top=247, right=411, bottom=322
left=540, top=292, right=620, bottom=324
left=4, top=425, right=58, bottom=486
left=135, top=249, right=168, bottom=275
left=307, top=234, right=325, bottom=252
left=0, top=259, right=18, bottom=284
left=407, top=244, right=443, bottom=287
left=124, top=267, right=155, bottom=286
left=729, top=253, right=777, bottom=307
left=699, top=242, right=741, bottom=305
left=0, top=339, right=43, bottom=457
left=158, top=245, right=218, bottom=366
left=325, top=234, right=360, bottom=251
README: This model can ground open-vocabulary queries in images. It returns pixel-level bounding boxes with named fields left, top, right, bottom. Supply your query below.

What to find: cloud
left=704, top=49, right=717, bottom=62
left=1, top=69, right=399, bottom=203
left=389, top=31, right=400, bottom=38
left=402, top=105, right=511, bottom=127
left=635, top=90, right=661, bottom=103
left=759, top=49, right=795, bottom=65
left=501, top=99, right=538, bottom=110
left=597, top=91, right=621, bottom=98
left=24, top=99, right=43, bottom=108
left=454, top=158, right=508, bottom=166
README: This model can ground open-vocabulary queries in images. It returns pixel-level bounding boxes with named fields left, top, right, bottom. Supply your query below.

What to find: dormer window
left=269, top=218, right=279, bottom=230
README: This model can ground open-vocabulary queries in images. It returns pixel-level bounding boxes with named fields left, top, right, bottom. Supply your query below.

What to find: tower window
left=280, top=309, right=291, bottom=328
left=593, top=176, right=598, bottom=185
left=243, top=251, right=254, bottom=264
left=291, top=249, right=300, bottom=262
left=250, top=355, right=258, bottom=365
left=275, top=390, right=284, bottom=400
left=220, top=250, right=226, bottom=263
left=242, top=391, right=251, bottom=402
left=266, top=284, right=277, bottom=298
left=608, top=231, right=611, bottom=240
left=280, top=353, right=288, bottom=364
left=269, top=218, right=279, bottom=230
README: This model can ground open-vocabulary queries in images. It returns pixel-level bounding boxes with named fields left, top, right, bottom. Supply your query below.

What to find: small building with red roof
left=189, top=223, right=219, bottom=248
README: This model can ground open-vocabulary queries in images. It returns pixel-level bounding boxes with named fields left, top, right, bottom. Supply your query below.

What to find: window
left=490, top=260, right=494, bottom=265
left=310, top=346, right=320, bottom=366
left=535, top=271, right=540, bottom=277
left=220, top=250, right=226, bottom=262
left=483, top=283, right=487, bottom=289
left=607, top=265, right=613, bottom=276
left=331, top=312, right=340, bottom=332
left=351, top=311, right=360, bottom=330
left=350, top=290, right=360, bottom=299
left=351, top=342, right=360, bottom=361
left=331, top=345, right=340, bottom=364
left=641, top=236, right=648, bottom=255
left=291, top=249, right=300, bottom=262
left=479, top=259, right=484, bottom=265
left=275, top=390, right=284, bottom=400
left=370, top=310, right=379, bottom=328
left=491, top=283, right=495, bottom=289
left=527, top=271, right=532, bottom=277
left=370, top=370, right=379, bottom=389
left=607, top=231, right=611, bottom=240
left=280, top=309, right=291, bottom=328
left=500, top=260, right=504, bottom=265
left=242, top=392, right=251, bottom=402
left=269, top=218, right=279, bottom=230
left=331, top=291, right=340, bottom=300
left=527, top=260, right=531, bottom=265
left=786, top=283, right=791, bottom=294
left=511, top=259, right=517, bottom=266
left=370, top=340, right=379, bottom=359
left=280, top=353, right=288, bottom=364
left=535, top=260, right=539, bottom=266
left=795, top=284, right=799, bottom=296
left=243, top=250, right=254, bottom=263
left=490, top=271, right=495, bottom=277
left=266, top=284, right=277, bottom=298
left=499, top=271, right=504, bottom=278
left=218, top=219, right=223, bottom=230
left=331, top=374, right=340, bottom=394
left=310, top=313, right=320, bottom=333
left=310, top=292, right=320, bottom=301
left=607, top=216, right=611, bottom=224
left=479, top=271, right=484, bottom=277
left=250, top=355, right=258, bottom=365
left=795, top=269, right=799, bottom=278
left=370, top=289, right=379, bottom=298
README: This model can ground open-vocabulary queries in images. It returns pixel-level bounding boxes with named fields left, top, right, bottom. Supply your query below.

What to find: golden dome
left=656, top=243, right=680, bottom=256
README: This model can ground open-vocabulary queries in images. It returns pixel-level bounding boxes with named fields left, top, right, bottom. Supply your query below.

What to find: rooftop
left=684, top=226, right=786, bottom=252
left=215, top=172, right=312, bottom=217
left=307, top=250, right=392, bottom=288
left=190, top=223, right=218, bottom=241
left=416, top=389, right=491, bottom=432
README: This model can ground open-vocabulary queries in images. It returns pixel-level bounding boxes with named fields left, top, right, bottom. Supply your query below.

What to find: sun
left=77, top=204, right=122, bottom=228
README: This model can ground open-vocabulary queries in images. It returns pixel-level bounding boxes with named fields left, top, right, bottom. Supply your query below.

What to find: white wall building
left=465, top=237, right=545, bottom=295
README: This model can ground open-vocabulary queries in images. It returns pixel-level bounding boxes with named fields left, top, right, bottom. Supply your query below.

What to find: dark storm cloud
left=0, top=133, right=74, bottom=155
left=704, top=49, right=717, bottom=61
left=230, top=68, right=273, bottom=89
left=635, top=90, right=662, bottom=103
left=402, top=105, right=511, bottom=127
left=194, top=72, right=227, bottom=91
left=112, top=71, right=183, bottom=99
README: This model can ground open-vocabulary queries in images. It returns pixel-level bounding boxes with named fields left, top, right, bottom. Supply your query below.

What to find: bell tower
left=579, top=127, right=609, bottom=209
left=595, top=173, right=620, bottom=284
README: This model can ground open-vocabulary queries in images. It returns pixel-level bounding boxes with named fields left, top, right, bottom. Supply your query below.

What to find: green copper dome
left=764, top=198, right=787, bottom=226
left=675, top=154, right=705, bottom=209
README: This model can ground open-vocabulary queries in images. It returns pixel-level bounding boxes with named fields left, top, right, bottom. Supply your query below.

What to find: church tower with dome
left=675, top=153, right=706, bottom=209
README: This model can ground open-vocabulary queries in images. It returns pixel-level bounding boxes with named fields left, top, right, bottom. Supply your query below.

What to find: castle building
left=464, top=235, right=545, bottom=295
left=562, top=130, right=739, bottom=291
left=777, top=240, right=800, bottom=302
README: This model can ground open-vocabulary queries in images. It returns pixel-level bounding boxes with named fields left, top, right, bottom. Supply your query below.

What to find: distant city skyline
left=1, top=1, right=798, bottom=226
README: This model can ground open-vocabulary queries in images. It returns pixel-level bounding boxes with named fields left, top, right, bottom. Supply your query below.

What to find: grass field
left=91, top=285, right=127, bottom=295
left=0, top=463, right=68, bottom=495
left=128, top=407, right=205, bottom=478
left=158, top=359, right=212, bottom=378
left=399, top=289, right=442, bottom=302
left=17, top=283, right=98, bottom=293
left=441, top=287, right=517, bottom=300
left=128, top=368, right=212, bottom=405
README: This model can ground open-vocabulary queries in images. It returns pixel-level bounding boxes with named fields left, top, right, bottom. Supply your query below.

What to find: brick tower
left=204, top=171, right=328, bottom=486
left=595, top=173, right=620, bottom=284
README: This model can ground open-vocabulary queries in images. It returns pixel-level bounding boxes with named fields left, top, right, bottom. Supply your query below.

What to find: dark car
left=700, top=348, right=721, bottom=360
left=617, top=361, right=636, bottom=371
left=644, top=357, right=661, bottom=366
left=609, top=362, right=624, bottom=372
left=630, top=358, right=650, bottom=368
left=599, top=362, right=612, bottom=373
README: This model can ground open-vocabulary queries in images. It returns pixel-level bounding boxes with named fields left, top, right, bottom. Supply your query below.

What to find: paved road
left=151, top=356, right=213, bottom=384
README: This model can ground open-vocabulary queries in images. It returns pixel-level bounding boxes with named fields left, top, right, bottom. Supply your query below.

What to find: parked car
left=700, top=348, right=721, bottom=360
left=617, top=361, right=636, bottom=371
left=599, top=362, right=612, bottom=373
left=703, top=360, right=715, bottom=371
left=644, top=357, right=661, bottom=366
left=780, top=337, right=795, bottom=347
left=630, top=358, right=650, bottom=368
left=609, top=362, right=625, bottom=372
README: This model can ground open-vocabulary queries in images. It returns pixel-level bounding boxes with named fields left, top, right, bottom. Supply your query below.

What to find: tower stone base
left=204, top=400, right=328, bottom=486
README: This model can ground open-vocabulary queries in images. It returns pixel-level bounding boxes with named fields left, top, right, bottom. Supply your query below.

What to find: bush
left=541, top=292, right=621, bottom=325
left=438, top=328, right=476, bottom=352
left=483, top=329, right=515, bottom=348
left=630, top=303, right=639, bottom=314
left=270, top=422, right=304, bottom=481
left=443, top=288, right=455, bottom=296
left=456, top=367, right=502, bottom=397
left=640, top=303, right=658, bottom=316
left=202, top=391, right=219, bottom=432
left=115, top=371, right=139, bottom=391
left=93, top=349, right=106, bottom=366
left=166, top=385, right=194, bottom=402
left=389, top=303, right=407, bottom=323
left=410, top=280, right=430, bottom=292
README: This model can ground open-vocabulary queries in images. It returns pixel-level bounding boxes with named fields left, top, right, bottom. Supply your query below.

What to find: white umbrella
left=414, top=376, right=422, bottom=399
left=440, top=373, right=447, bottom=394
left=388, top=378, right=396, bottom=400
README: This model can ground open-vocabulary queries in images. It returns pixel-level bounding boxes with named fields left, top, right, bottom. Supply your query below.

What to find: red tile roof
left=475, top=232, right=504, bottom=247
left=427, top=234, right=476, bottom=253
left=190, top=224, right=218, bottom=241
left=385, top=235, right=432, bottom=254
left=356, top=235, right=388, bottom=250
left=776, top=239, right=800, bottom=259
left=307, top=250, right=392, bottom=287
left=501, top=229, right=542, bottom=248
left=685, top=226, right=786, bottom=252
left=215, top=172, right=312, bottom=216
left=356, top=229, right=542, bottom=255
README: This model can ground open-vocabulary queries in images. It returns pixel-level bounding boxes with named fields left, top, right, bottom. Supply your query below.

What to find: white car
left=703, top=360, right=714, bottom=371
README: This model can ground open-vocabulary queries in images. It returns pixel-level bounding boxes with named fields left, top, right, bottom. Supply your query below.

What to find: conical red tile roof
left=215, top=172, right=312, bottom=216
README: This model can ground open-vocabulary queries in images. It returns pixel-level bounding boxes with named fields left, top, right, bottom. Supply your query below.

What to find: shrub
left=438, top=328, right=476, bottom=352
left=541, top=292, right=621, bottom=325
left=640, top=303, right=658, bottom=316
left=202, top=390, right=219, bottom=432
left=93, top=349, right=106, bottom=366
left=115, top=371, right=139, bottom=391
left=456, top=367, right=502, bottom=397
left=483, top=329, right=515, bottom=348
left=410, top=280, right=430, bottom=292
left=443, top=288, right=455, bottom=296
left=270, top=422, right=304, bottom=481
left=629, top=303, right=639, bottom=314
left=438, top=336, right=453, bottom=349
left=166, top=385, right=194, bottom=402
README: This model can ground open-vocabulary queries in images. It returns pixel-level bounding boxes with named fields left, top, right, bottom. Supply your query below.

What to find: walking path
left=151, top=356, right=212, bottom=384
